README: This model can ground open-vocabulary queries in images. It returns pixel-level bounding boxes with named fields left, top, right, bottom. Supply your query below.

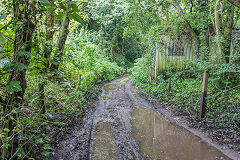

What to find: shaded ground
left=50, top=77, right=240, bottom=160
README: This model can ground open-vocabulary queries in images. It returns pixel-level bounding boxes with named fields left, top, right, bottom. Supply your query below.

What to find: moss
left=120, top=77, right=130, bottom=84
left=101, top=96, right=109, bottom=100
left=134, top=105, right=147, bottom=109
left=104, top=84, right=116, bottom=94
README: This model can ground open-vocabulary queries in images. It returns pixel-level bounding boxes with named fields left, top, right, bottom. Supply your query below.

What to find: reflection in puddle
left=131, top=106, right=231, bottom=160
left=91, top=122, right=118, bottom=160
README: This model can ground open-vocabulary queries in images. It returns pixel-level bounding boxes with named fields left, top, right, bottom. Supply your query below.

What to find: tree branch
left=142, top=38, right=152, bottom=75
left=0, top=96, right=6, bottom=105
left=227, top=0, right=240, bottom=9
left=0, top=49, right=13, bottom=53
left=165, top=0, right=198, bottom=42
left=190, top=0, right=193, bottom=12
left=136, top=0, right=143, bottom=9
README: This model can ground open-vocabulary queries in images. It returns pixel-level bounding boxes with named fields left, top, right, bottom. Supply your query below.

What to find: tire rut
left=50, top=77, right=239, bottom=160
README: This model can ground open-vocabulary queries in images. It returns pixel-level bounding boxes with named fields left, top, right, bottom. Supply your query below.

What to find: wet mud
left=51, top=77, right=240, bottom=160
left=91, top=121, right=118, bottom=160
left=131, top=105, right=231, bottom=160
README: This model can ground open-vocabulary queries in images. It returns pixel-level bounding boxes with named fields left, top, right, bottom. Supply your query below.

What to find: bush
left=131, top=56, right=240, bottom=149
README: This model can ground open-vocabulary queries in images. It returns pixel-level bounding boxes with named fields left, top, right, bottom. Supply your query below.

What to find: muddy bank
left=51, top=77, right=240, bottom=160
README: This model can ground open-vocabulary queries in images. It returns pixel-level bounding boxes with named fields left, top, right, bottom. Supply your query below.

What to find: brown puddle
left=131, top=106, right=231, bottom=160
left=91, top=122, right=118, bottom=160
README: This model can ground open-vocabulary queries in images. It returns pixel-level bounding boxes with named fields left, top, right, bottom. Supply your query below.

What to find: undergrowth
left=131, top=56, right=240, bottom=151
left=0, top=31, right=123, bottom=159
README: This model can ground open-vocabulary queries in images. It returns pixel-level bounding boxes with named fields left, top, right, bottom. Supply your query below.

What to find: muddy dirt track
left=50, top=77, right=240, bottom=160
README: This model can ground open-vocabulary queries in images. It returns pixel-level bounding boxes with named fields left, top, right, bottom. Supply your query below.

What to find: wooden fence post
left=78, top=72, right=81, bottom=89
left=168, top=78, right=171, bottom=92
left=200, top=70, right=209, bottom=119
left=77, top=72, right=81, bottom=98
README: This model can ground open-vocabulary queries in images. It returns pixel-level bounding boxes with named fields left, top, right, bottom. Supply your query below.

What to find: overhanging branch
left=227, top=0, right=240, bottom=9
left=0, top=96, right=6, bottom=105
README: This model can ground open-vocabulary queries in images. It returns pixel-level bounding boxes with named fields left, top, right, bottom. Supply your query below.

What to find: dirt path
left=50, top=77, right=240, bottom=160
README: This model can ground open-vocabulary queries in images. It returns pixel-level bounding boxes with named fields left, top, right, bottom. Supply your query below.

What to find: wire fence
left=0, top=77, right=85, bottom=160
left=0, top=93, right=43, bottom=160
left=141, top=37, right=240, bottom=145
left=0, top=80, right=70, bottom=160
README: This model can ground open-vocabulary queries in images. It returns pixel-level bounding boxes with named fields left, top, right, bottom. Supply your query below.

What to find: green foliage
left=0, top=0, right=123, bottom=159
left=82, top=0, right=143, bottom=67
left=5, top=81, right=22, bottom=94
left=64, top=29, right=123, bottom=86
left=131, top=56, right=240, bottom=148
left=0, top=32, right=5, bottom=44
left=131, top=58, right=149, bottom=85
left=128, top=0, right=240, bottom=149
left=1, top=0, right=240, bottom=158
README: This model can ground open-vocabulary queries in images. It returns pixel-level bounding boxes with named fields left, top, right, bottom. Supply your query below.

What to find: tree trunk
left=39, top=82, right=45, bottom=114
left=215, top=0, right=223, bottom=59
left=198, top=0, right=210, bottom=60
left=44, top=2, right=55, bottom=69
left=227, top=0, right=240, bottom=9
left=1, top=0, right=36, bottom=159
left=51, top=13, right=70, bottom=71
left=39, top=3, right=55, bottom=114
left=222, top=5, right=234, bottom=63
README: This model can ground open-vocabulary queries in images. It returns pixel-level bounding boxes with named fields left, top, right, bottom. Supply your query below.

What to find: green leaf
left=5, top=81, right=22, bottom=94
left=16, top=21, right=23, bottom=25
left=35, top=137, right=44, bottom=144
left=0, top=32, right=5, bottom=44
left=0, top=58, right=10, bottom=68
left=4, top=63, right=27, bottom=71
left=2, top=143, right=9, bottom=149
left=41, top=151, right=51, bottom=157
left=15, top=63, right=27, bottom=71
left=44, top=136, right=51, bottom=142
left=68, top=2, right=79, bottom=12
left=55, top=122, right=65, bottom=126
left=0, top=13, right=6, bottom=20
left=3, top=64, right=14, bottom=71
left=19, top=4, right=25, bottom=11
left=68, top=13, right=82, bottom=22
left=55, top=12, right=64, bottom=20
left=19, top=51, right=31, bottom=58
left=43, top=144, right=53, bottom=150
left=25, top=94, right=39, bottom=103
left=39, top=0, right=49, bottom=6
left=49, top=1, right=57, bottom=8
left=0, top=133, right=5, bottom=138
left=59, top=2, right=67, bottom=10
left=3, top=128, right=10, bottom=132
left=16, top=147, right=26, bottom=158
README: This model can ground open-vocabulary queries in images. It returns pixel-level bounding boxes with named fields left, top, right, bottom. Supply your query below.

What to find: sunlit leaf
left=19, top=51, right=31, bottom=58
left=5, top=81, right=22, bottom=94
left=68, top=13, right=82, bottom=22
left=0, top=32, right=5, bottom=44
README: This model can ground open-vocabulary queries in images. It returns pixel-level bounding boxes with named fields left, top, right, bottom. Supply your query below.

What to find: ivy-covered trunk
left=197, top=0, right=210, bottom=60
left=1, top=0, right=35, bottom=159
left=39, top=2, right=55, bottom=114
left=227, top=0, right=240, bottom=8
left=214, top=1, right=234, bottom=63
left=222, top=5, right=234, bottom=63
left=51, top=14, right=70, bottom=71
